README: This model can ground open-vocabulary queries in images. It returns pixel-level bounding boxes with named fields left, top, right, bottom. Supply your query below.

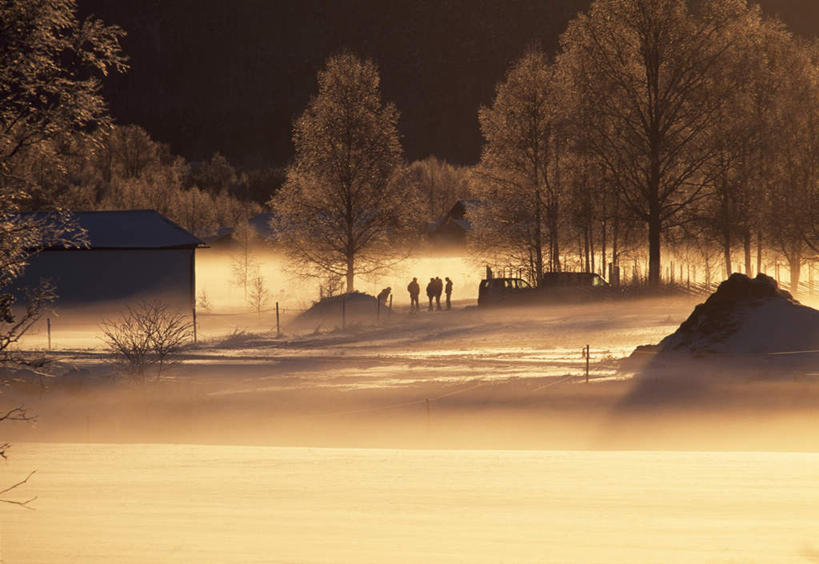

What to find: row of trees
left=3, top=0, right=817, bottom=298
left=272, top=0, right=819, bottom=293
left=474, top=0, right=819, bottom=291
left=13, top=124, right=269, bottom=238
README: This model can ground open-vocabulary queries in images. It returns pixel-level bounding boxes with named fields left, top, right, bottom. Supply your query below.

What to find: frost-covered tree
left=192, top=153, right=237, bottom=194
left=270, top=53, right=412, bottom=292
left=764, top=37, right=819, bottom=292
left=694, top=11, right=786, bottom=279
left=247, top=275, right=270, bottom=315
left=0, top=0, right=124, bottom=355
left=559, top=0, right=757, bottom=286
left=404, top=157, right=472, bottom=219
left=0, top=0, right=127, bottom=178
left=475, top=50, right=570, bottom=281
left=230, top=220, right=260, bottom=302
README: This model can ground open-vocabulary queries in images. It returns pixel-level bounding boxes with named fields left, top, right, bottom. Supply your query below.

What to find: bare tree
left=475, top=49, right=568, bottom=283
left=694, top=16, right=791, bottom=279
left=559, top=0, right=759, bottom=286
left=765, top=54, right=819, bottom=292
left=247, top=275, right=270, bottom=315
left=270, top=53, right=415, bottom=293
left=197, top=289, right=212, bottom=313
left=230, top=220, right=260, bottom=302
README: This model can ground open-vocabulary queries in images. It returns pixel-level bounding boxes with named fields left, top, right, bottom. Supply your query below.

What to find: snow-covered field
left=8, top=293, right=819, bottom=451
left=7, top=296, right=701, bottom=448
left=3, top=443, right=819, bottom=563
left=4, top=286, right=819, bottom=562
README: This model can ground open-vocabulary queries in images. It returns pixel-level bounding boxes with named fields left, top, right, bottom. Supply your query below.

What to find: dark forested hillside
left=77, top=0, right=818, bottom=167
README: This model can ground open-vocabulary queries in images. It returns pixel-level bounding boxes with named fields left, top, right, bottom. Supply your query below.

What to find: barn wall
left=19, top=249, right=195, bottom=310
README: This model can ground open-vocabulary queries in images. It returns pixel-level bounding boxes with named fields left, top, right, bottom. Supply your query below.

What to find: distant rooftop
left=21, top=210, right=204, bottom=250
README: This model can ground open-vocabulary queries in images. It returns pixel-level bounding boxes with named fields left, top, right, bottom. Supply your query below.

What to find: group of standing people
left=407, top=276, right=453, bottom=312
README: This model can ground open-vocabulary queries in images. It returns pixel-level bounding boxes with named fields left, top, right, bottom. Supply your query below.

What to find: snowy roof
left=22, top=210, right=204, bottom=250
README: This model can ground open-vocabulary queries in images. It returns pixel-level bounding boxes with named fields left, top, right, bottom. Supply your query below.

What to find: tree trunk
left=577, top=237, right=584, bottom=272
left=723, top=232, right=732, bottom=280
left=533, top=184, right=544, bottom=286
left=705, top=255, right=712, bottom=291
left=346, top=255, right=355, bottom=293
left=612, top=200, right=619, bottom=269
left=756, top=231, right=763, bottom=275
left=743, top=231, right=752, bottom=277
left=600, top=216, right=607, bottom=278
left=789, top=251, right=801, bottom=294
left=648, top=209, right=661, bottom=287
left=589, top=223, right=595, bottom=274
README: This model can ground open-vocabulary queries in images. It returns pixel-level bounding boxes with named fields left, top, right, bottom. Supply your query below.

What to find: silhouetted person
left=445, top=277, right=453, bottom=310
left=377, top=287, right=391, bottom=308
left=426, top=278, right=435, bottom=311
left=433, top=276, right=443, bottom=310
left=407, top=278, right=420, bottom=312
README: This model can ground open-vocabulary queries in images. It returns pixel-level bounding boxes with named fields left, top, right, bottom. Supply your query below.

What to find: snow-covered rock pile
left=292, top=291, right=379, bottom=330
left=655, top=273, right=819, bottom=355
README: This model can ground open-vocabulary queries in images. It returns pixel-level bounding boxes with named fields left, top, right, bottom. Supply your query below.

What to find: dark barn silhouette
left=18, top=210, right=203, bottom=312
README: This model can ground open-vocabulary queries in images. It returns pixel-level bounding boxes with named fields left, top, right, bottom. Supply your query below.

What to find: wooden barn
left=17, top=210, right=203, bottom=311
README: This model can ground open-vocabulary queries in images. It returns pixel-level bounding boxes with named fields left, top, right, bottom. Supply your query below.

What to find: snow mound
left=291, top=292, right=379, bottom=330
left=655, top=273, right=819, bottom=355
left=618, top=274, right=819, bottom=406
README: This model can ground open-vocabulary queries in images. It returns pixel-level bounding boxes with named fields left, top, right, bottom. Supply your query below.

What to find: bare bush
left=101, top=302, right=193, bottom=381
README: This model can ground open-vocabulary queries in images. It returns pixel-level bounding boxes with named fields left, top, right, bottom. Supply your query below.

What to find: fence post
left=276, top=301, right=281, bottom=337
left=47, top=318, right=51, bottom=350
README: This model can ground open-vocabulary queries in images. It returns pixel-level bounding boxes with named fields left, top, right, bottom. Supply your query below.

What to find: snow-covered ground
left=7, top=293, right=819, bottom=451
left=3, top=443, right=819, bottom=563
left=4, top=288, right=819, bottom=562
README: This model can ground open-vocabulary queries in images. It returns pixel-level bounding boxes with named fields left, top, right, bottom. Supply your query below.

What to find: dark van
left=478, top=272, right=610, bottom=307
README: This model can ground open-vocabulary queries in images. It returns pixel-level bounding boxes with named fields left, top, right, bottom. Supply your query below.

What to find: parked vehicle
left=478, top=272, right=610, bottom=307
left=478, top=277, right=533, bottom=307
